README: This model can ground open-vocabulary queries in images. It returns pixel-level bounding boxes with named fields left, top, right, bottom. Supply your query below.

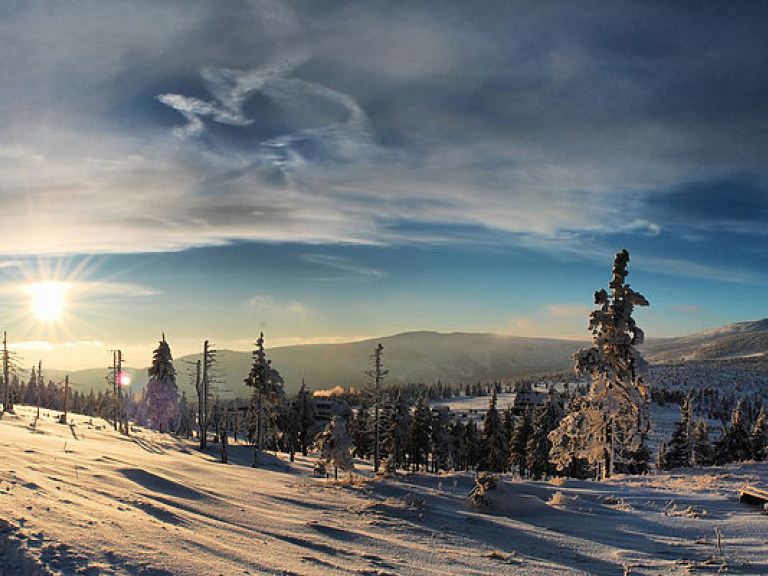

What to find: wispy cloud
left=301, top=254, right=387, bottom=281
left=247, top=294, right=307, bottom=314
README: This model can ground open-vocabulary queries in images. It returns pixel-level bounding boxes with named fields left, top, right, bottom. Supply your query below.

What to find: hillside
left=61, top=332, right=585, bottom=397
left=43, top=319, right=768, bottom=398
left=3, top=406, right=768, bottom=575
left=642, top=318, right=768, bottom=362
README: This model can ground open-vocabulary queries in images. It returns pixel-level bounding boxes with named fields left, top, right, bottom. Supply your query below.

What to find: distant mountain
left=51, top=320, right=768, bottom=398
left=642, top=319, right=768, bottom=362
left=57, top=332, right=585, bottom=398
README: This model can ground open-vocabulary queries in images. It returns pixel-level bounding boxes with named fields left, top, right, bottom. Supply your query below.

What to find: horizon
left=2, top=2, right=767, bottom=371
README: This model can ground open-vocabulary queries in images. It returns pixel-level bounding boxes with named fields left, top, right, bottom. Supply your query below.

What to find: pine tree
left=666, top=396, right=694, bottom=469
left=410, top=395, right=432, bottom=472
left=295, top=380, right=317, bottom=456
left=175, top=391, right=195, bottom=438
left=245, top=332, right=284, bottom=464
left=526, top=394, right=562, bottom=479
left=751, top=406, right=768, bottom=462
left=715, top=398, right=753, bottom=464
left=351, top=405, right=373, bottom=458
left=549, top=249, right=650, bottom=480
left=479, top=390, right=508, bottom=472
left=382, top=392, right=412, bottom=470
left=431, top=407, right=455, bottom=472
left=145, top=335, right=179, bottom=433
left=692, top=419, right=714, bottom=466
left=509, top=409, right=532, bottom=477
left=315, top=415, right=354, bottom=480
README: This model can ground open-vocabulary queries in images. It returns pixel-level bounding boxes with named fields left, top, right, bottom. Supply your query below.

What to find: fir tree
left=431, top=407, right=455, bottom=472
left=666, top=396, right=695, bottom=469
left=715, top=398, right=753, bottom=464
left=245, top=332, right=284, bottom=463
left=410, top=395, right=432, bottom=472
left=351, top=405, right=373, bottom=458
left=509, top=409, right=532, bottom=477
left=751, top=406, right=768, bottom=462
left=145, top=335, right=179, bottom=433
left=692, top=419, right=714, bottom=466
left=549, top=249, right=650, bottom=479
left=315, top=415, right=354, bottom=480
left=526, top=394, right=562, bottom=479
left=479, top=390, right=508, bottom=473
left=176, top=391, right=195, bottom=438
left=295, top=380, right=317, bottom=456
left=382, top=392, right=412, bottom=470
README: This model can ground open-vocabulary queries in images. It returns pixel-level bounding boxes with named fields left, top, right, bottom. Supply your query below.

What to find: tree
left=410, top=395, right=432, bottom=472
left=176, top=391, right=195, bottom=438
left=365, top=343, right=388, bottom=473
left=315, top=416, right=354, bottom=480
left=295, top=380, right=317, bottom=456
left=382, top=392, right=412, bottom=470
left=509, top=409, right=532, bottom=477
left=692, top=419, right=714, bottom=466
left=430, top=407, right=455, bottom=472
left=145, top=335, right=179, bottom=433
left=479, top=390, right=508, bottom=473
left=716, top=398, right=753, bottom=464
left=351, top=404, right=373, bottom=459
left=665, top=396, right=695, bottom=469
left=549, top=249, right=650, bottom=480
left=527, top=393, right=562, bottom=479
left=751, top=406, right=768, bottom=462
left=245, top=332, right=284, bottom=466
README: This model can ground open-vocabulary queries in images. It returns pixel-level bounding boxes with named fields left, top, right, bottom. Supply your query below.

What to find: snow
left=3, top=405, right=768, bottom=575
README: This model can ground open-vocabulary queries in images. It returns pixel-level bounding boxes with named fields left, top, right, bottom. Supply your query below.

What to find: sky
left=1, top=1, right=767, bottom=371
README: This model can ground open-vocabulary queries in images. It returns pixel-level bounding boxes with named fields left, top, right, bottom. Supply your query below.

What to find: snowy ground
left=2, top=406, right=768, bottom=576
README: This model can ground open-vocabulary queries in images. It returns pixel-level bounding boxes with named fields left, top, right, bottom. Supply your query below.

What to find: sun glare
left=28, top=282, right=69, bottom=322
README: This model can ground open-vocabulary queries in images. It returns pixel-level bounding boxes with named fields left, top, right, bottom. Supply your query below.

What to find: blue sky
left=1, top=1, right=767, bottom=369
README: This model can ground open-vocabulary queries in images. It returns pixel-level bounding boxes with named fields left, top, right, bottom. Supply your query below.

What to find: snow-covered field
left=2, top=406, right=768, bottom=576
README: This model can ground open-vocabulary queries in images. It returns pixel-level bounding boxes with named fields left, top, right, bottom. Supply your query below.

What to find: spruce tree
left=245, top=332, right=284, bottom=464
left=751, top=406, right=768, bottom=462
left=715, top=398, right=753, bottom=464
left=431, top=408, right=455, bottom=472
left=382, top=392, right=412, bottom=470
left=410, top=395, right=432, bottom=472
left=527, top=394, right=562, bottom=479
left=666, top=396, right=694, bottom=469
left=509, top=409, right=532, bottom=477
left=145, top=334, right=178, bottom=433
left=316, top=415, right=354, bottom=480
left=351, top=405, right=373, bottom=459
left=295, top=380, right=317, bottom=456
left=549, top=249, right=650, bottom=479
left=692, top=419, right=714, bottom=466
left=479, top=390, right=509, bottom=472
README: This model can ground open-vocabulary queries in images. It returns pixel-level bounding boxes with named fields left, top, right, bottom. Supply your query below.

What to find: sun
left=27, top=282, right=69, bottom=322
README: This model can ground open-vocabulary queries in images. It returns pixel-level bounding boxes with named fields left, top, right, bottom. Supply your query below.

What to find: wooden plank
left=740, top=486, right=768, bottom=505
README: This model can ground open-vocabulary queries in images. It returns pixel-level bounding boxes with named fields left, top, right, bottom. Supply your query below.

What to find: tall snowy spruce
left=245, top=332, right=284, bottom=466
left=549, top=249, right=650, bottom=480
left=146, top=335, right=179, bottom=433
left=315, top=415, right=354, bottom=481
left=479, top=390, right=509, bottom=473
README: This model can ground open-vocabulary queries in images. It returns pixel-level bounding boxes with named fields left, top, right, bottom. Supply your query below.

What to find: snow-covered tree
left=526, top=393, right=562, bottom=479
left=295, top=380, right=317, bottom=456
left=430, top=407, right=455, bottom=472
left=409, top=395, right=432, bottom=472
left=315, top=415, right=354, bottom=480
left=692, top=419, right=714, bottom=466
left=716, top=398, right=753, bottom=464
left=509, top=409, right=533, bottom=477
left=751, top=406, right=768, bottom=462
left=479, top=390, right=508, bottom=473
left=175, top=391, right=195, bottom=438
left=351, top=404, right=373, bottom=458
left=146, top=335, right=179, bottom=433
left=245, top=332, right=284, bottom=462
left=382, top=392, right=412, bottom=470
left=665, top=396, right=695, bottom=469
left=549, top=249, right=650, bottom=480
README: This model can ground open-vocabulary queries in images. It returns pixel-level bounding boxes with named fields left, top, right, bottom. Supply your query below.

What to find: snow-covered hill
left=3, top=406, right=768, bottom=575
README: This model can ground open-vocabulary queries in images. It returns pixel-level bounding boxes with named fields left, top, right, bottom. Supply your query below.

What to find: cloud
left=0, top=0, right=766, bottom=273
left=301, top=254, right=387, bottom=281
left=247, top=294, right=306, bottom=314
